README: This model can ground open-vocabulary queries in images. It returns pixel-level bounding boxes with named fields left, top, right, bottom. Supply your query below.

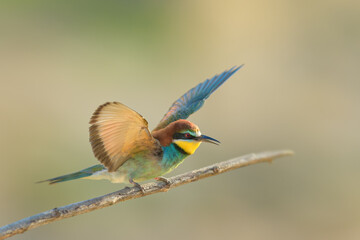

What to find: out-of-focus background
left=1, top=0, right=359, bottom=239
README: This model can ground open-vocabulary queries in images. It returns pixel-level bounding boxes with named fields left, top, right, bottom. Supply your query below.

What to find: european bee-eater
left=41, top=66, right=243, bottom=189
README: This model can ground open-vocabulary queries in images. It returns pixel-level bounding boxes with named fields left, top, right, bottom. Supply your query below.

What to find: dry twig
left=0, top=150, right=293, bottom=239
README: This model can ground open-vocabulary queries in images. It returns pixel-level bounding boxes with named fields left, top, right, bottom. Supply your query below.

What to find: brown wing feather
left=89, top=102, right=161, bottom=172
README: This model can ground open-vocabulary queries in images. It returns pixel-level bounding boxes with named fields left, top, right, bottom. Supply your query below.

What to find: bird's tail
left=37, top=164, right=105, bottom=184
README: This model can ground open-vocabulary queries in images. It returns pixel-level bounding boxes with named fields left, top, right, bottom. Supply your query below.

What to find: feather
left=153, top=65, right=243, bottom=131
left=89, top=102, right=162, bottom=172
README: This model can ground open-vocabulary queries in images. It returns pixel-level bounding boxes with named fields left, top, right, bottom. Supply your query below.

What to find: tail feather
left=38, top=164, right=105, bottom=184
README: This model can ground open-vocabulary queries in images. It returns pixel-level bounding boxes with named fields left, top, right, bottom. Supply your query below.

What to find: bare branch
left=0, top=150, right=293, bottom=239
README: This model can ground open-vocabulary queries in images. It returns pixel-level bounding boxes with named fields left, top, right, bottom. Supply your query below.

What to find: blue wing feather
left=154, top=65, right=243, bottom=130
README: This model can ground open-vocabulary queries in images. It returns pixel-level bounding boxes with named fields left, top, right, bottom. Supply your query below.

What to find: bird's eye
left=184, top=133, right=191, bottom=138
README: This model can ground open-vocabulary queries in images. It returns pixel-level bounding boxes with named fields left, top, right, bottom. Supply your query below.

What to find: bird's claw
left=134, top=182, right=146, bottom=194
left=155, top=176, right=172, bottom=190
left=129, top=178, right=145, bottom=194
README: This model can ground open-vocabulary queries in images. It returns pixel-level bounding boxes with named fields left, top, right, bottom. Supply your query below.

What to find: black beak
left=196, top=135, right=220, bottom=145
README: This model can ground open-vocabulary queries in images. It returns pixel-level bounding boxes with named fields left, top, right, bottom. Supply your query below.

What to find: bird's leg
left=155, top=176, right=172, bottom=189
left=129, top=178, right=145, bottom=194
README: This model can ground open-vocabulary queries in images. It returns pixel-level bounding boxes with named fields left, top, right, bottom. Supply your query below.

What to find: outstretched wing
left=153, top=65, right=243, bottom=131
left=89, top=102, right=161, bottom=172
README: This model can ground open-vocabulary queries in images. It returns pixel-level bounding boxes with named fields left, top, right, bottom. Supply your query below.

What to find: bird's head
left=171, top=120, right=220, bottom=155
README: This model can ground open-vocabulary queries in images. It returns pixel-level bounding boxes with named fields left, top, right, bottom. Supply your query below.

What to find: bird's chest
left=160, top=144, right=189, bottom=174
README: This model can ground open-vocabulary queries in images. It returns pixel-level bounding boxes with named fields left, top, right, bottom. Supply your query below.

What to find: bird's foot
left=129, top=178, right=145, bottom=194
left=155, top=176, right=172, bottom=190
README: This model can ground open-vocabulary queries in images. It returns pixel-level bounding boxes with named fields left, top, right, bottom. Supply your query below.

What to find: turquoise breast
left=160, top=143, right=189, bottom=174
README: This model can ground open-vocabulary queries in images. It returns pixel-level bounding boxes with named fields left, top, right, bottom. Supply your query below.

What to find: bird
left=40, top=66, right=243, bottom=190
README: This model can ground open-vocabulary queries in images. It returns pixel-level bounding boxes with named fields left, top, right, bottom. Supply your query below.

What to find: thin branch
left=0, top=150, right=293, bottom=239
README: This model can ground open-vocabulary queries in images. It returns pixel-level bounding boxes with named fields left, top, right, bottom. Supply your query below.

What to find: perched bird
left=41, top=66, right=243, bottom=189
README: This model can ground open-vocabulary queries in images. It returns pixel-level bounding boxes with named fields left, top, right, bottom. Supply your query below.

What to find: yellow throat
left=174, top=140, right=201, bottom=155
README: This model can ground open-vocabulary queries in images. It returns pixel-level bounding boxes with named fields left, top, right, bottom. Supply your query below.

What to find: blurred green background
left=1, top=0, right=359, bottom=239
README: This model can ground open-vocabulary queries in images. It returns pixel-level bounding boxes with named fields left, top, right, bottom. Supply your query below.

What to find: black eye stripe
left=173, top=133, right=195, bottom=139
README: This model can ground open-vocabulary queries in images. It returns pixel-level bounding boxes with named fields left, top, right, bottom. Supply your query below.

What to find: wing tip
left=89, top=102, right=113, bottom=124
left=229, top=64, right=244, bottom=74
left=205, top=64, right=244, bottom=94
